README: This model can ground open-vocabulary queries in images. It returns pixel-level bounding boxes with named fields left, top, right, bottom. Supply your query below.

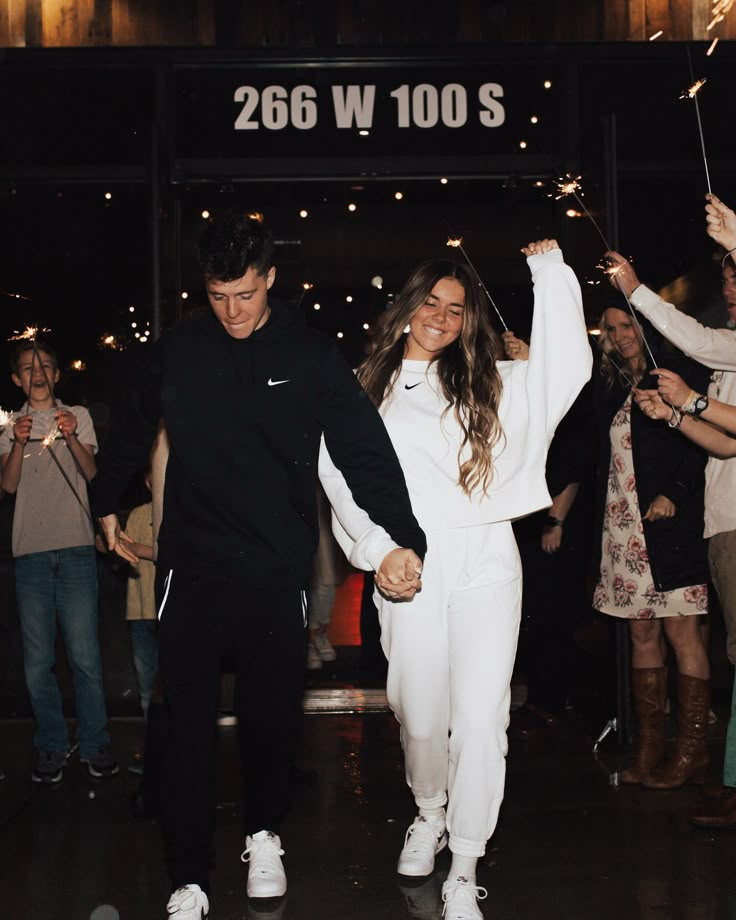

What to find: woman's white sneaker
left=241, top=830, right=287, bottom=898
left=166, top=884, right=209, bottom=918
left=397, top=815, right=448, bottom=876
left=441, top=876, right=488, bottom=920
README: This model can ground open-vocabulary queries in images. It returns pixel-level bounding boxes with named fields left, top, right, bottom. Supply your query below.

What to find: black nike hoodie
left=91, top=302, right=426, bottom=586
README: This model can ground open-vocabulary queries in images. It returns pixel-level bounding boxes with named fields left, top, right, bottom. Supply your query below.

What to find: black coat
left=593, top=338, right=709, bottom=593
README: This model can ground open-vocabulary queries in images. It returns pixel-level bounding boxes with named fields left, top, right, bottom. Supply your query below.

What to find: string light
left=104, top=192, right=112, bottom=200
left=359, top=130, right=369, bottom=136
left=348, top=203, right=357, bottom=212
left=299, top=209, right=309, bottom=218
left=131, top=322, right=137, bottom=329
left=129, top=306, right=135, bottom=313
left=440, top=178, right=448, bottom=185
left=337, top=332, right=344, bottom=338
left=394, top=192, right=404, bottom=201
left=530, top=116, right=539, bottom=124
left=302, top=282, right=314, bottom=290
left=201, top=210, right=210, bottom=219
left=181, top=292, right=189, bottom=300
left=313, top=303, right=321, bottom=311
left=346, top=295, right=353, bottom=303
left=248, top=212, right=264, bottom=223
left=543, top=80, right=552, bottom=89
left=519, top=141, right=528, bottom=149
left=362, top=323, right=370, bottom=330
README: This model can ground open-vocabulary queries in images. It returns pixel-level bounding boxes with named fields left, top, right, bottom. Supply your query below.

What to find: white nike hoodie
left=318, top=248, right=593, bottom=571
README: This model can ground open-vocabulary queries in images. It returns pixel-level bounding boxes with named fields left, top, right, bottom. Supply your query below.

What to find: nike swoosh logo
left=404, top=382, right=422, bottom=390
left=267, top=378, right=290, bottom=386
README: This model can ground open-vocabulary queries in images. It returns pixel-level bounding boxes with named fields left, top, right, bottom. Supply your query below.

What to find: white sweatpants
left=378, top=520, right=522, bottom=858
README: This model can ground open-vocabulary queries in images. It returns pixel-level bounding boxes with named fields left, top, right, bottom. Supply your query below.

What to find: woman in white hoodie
left=319, top=238, right=591, bottom=919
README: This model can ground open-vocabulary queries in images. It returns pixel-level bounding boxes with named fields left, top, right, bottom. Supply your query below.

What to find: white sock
left=448, top=854, right=478, bottom=883
left=418, top=806, right=446, bottom=832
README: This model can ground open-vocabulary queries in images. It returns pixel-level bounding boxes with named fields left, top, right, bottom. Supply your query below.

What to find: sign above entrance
left=173, top=61, right=567, bottom=179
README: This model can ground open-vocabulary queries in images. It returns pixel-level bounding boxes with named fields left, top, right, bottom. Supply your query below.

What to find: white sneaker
left=441, top=876, right=487, bottom=920
left=313, top=630, right=336, bottom=662
left=166, top=884, right=209, bottom=919
left=306, top=643, right=323, bottom=670
left=397, top=815, right=448, bottom=877
left=241, top=830, right=287, bottom=898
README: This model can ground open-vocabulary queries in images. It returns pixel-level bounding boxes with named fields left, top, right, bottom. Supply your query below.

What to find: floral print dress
left=593, top=393, right=707, bottom=619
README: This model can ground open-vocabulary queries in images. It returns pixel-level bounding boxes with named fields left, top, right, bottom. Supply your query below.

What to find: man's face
left=722, top=263, right=736, bottom=324
left=206, top=265, right=276, bottom=339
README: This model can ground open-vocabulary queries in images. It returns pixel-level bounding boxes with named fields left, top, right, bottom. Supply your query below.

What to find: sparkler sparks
left=0, top=408, right=16, bottom=428
left=550, top=175, right=583, bottom=201
left=680, top=78, right=707, bottom=100
left=446, top=237, right=463, bottom=248
left=8, top=325, right=50, bottom=342
left=41, top=426, right=61, bottom=450
left=708, top=0, right=735, bottom=31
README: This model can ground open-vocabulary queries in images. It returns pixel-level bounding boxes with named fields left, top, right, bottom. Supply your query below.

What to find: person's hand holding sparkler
left=55, top=408, right=78, bottom=441
left=98, top=513, right=141, bottom=565
left=705, top=194, right=736, bottom=253
left=502, top=331, right=529, bottom=361
left=12, top=414, right=33, bottom=447
left=633, top=388, right=670, bottom=421
left=603, top=252, right=641, bottom=298
left=521, top=238, right=559, bottom=257
left=650, top=368, right=693, bottom=409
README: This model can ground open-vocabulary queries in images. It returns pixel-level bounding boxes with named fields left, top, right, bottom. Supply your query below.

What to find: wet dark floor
left=2, top=710, right=736, bottom=920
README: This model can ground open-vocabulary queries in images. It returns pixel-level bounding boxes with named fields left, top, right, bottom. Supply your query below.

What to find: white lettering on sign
left=331, top=85, right=377, bottom=129
left=233, top=82, right=506, bottom=131
left=478, top=82, right=506, bottom=127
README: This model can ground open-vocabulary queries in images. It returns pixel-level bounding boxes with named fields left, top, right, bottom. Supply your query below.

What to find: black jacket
left=91, top=302, right=426, bottom=587
left=593, top=337, right=709, bottom=593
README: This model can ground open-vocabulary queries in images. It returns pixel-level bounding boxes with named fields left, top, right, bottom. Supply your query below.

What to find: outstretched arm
left=635, top=388, right=736, bottom=459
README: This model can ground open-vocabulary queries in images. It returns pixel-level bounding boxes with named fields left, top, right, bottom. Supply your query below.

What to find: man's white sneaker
left=166, top=884, right=209, bottom=919
left=306, top=643, right=322, bottom=670
left=441, top=876, right=488, bottom=920
left=397, top=815, right=448, bottom=876
left=241, top=830, right=287, bottom=898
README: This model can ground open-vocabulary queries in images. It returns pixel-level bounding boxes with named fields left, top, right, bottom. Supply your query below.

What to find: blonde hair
left=597, top=307, right=647, bottom=389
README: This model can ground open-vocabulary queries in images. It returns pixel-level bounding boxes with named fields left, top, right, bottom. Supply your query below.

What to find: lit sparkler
left=549, top=174, right=611, bottom=250
left=598, top=256, right=658, bottom=369
left=0, top=408, right=16, bottom=428
left=445, top=236, right=508, bottom=331
left=683, top=48, right=712, bottom=195
left=41, top=426, right=61, bottom=451
left=680, top=78, right=707, bottom=100
left=8, top=325, right=50, bottom=342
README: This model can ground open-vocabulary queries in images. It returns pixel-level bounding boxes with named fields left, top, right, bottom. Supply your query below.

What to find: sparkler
left=598, top=257, right=658, bottom=370
left=549, top=174, right=611, bottom=250
left=682, top=47, right=712, bottom=195
left=9, top=325, right=50, bottom=342
left=445, top=236, right=509, bottom=331
left=40, top=426, right=61, bottom=452
left=0, top=408, right=16, bottom=428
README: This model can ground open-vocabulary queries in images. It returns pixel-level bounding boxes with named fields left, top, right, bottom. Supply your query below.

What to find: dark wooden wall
left=1, top=0, right=734, bottom=48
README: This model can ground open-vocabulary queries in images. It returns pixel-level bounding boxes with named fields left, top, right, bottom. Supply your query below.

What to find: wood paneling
left=0, top=0, right=733, bottom=48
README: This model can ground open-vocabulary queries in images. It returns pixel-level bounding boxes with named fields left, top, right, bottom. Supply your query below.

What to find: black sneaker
left=80, top=747, right=120, bottom=780
left=32, top=748, right=75, bottom=784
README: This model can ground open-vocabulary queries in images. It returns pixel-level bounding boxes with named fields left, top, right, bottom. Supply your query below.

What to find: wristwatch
left=683, top=394, right=709, bottom=417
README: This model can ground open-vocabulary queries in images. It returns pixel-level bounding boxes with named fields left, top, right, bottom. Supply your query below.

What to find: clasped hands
left=375, top=547, right=423, bottom=601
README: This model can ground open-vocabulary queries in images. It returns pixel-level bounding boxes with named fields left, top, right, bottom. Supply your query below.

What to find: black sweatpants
left=156, top=568, right=307, bottom=893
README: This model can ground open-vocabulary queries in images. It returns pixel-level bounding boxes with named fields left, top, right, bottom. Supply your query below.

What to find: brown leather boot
left=620, top=667, right=667, bottom=784
left=644, top=673, right=710, bottom=790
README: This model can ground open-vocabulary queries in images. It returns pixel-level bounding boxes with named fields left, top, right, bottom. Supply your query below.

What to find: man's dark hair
left=198, top=212, right=275, bottom=281
left=10, top=337, right=58, bottom=375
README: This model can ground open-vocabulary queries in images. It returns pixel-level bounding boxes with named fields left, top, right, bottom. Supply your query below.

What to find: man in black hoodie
left=92, top=213, right=426, bottom=920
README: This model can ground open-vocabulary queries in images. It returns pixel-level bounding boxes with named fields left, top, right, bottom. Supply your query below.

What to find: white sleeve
left=72, top=405, right=98, bottom=453
left=631, top=284, right=736, bottom=371
left=318, top=436, right=400, bottom=572
left=525, top=248, right=593, bottom=440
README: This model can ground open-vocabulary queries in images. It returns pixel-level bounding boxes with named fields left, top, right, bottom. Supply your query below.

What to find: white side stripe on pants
left=158, top=569, right=174, bottom=621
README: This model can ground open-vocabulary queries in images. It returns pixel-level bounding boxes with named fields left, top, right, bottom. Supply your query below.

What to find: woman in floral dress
left=593, top=305, right=711, bottom=789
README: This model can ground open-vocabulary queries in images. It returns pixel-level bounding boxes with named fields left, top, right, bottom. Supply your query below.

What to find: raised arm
left=523, top=240, right=592, bottom=438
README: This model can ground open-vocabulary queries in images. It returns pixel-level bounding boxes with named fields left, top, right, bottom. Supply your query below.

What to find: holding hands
left=705, top=194, right=736, bottom=254
left=376, top=547, right=423, bottom=601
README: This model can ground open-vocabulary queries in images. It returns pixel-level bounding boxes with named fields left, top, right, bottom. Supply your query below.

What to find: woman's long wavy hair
left=597, top=306, right=648, bottom=389
left=358, top=259, right=503, bottom=497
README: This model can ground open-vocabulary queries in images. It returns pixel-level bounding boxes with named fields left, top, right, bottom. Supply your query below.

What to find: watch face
left=694, top=396, right=708, bottom=414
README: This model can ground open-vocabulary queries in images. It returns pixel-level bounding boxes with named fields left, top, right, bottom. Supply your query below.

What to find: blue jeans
left=129, top=619, right=159, bottom=719
left=15, top=546, right=110, bottom=757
